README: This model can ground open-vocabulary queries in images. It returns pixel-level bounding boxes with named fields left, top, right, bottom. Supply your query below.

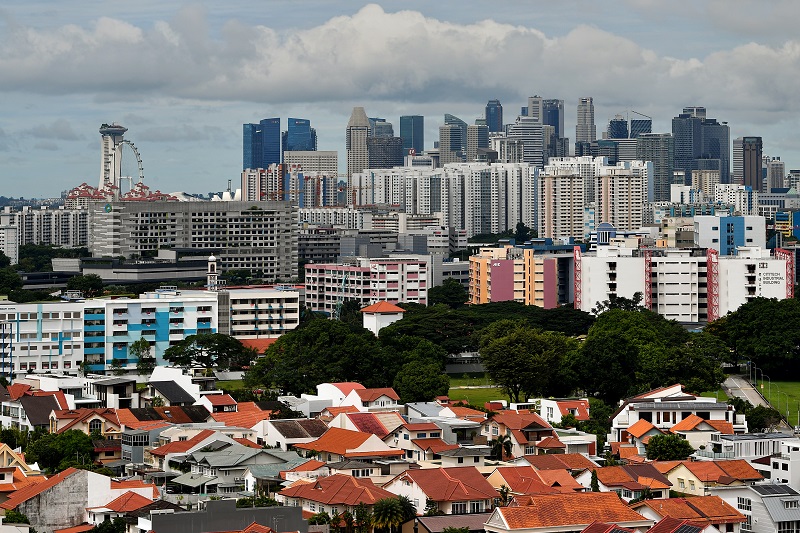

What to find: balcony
left=695, top=449, right=735, bottom=459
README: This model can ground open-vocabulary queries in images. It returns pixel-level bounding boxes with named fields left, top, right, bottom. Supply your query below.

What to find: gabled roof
left=631, top=496, right=746, bottom=525
left=211, top=410, right=271, bottom=428
left=320, top=406, right=361, bottom=418
left=581, top=521, right=637, bottom=533
left=148, top=429, right=217, bottom=457
left=206, top=394, right=237, bottom=407
left=355, top=387, right=400, bottom=402
left=234, top=437, right=263, bottom=449
left=149, top=381, right=195, bottom=404
left=556, top=400, right=591, bottom=421
left=537, top=436, right=566, bottom=449
left=590, top=464, right=672, bottom=491
left=412, top=438, right=460, bottom=454
left=111, top=479, right=160, bottom=499
left=0, top=467, right=47, bottom=493
left=346, top=412, right=391, bottom=438
left=19, top=395, right=60, bottom=427
left=491, top=466, right=560, bottom=495
left=54, top=525, right=94, bottom=533
left=0, top=467, right=79, bottom=510
left=279, top=474, right=396, bottom=505
left=390, top=466, right=497, bottom=502
left=294, top=427, right=404, bottom=458
left=490, top=411, right=553, bottom=432
left=360, top=301, right=406, bottom=313
left=626, top=419, right=661, bottom=439
left=670, top=415, right=734, bottom=435
left=536, top=469, right=585, bottom=492
left=330, top=382, right=366, bottom=396
left=525, top=453, right=598, bottom=472
left=88, top=491, right=152, bottom=513
left=54, top=408, right=121, bottom=433
left=124, top=499, right=187, bottom=519
left=680, top=459, right=763, bottom=483
left=6, top=383, right=31, bottom=400
left=404, top=422, right=442, bottom=431
left=491, top=492, right=651, bottom=529
left=647, top=517, right=705, bottom=533
left=270, top=419, right=328, bottom=439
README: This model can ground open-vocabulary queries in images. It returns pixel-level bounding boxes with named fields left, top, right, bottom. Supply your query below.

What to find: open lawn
left=447, top=386, right=507, bottom=407
left=216, top=380, right=246, bottom=391
left=759, top=380, right=800, bottom=427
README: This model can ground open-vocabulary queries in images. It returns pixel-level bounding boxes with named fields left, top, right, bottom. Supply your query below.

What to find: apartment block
left=0, top=206, right=88, bottom=248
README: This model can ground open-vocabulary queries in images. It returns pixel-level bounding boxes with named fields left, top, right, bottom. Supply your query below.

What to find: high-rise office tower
left=637, top=133, right=675, bottom=202
left=243, top=118, right=281, bottom=170
left=369, top=117, right=394, bottom=137
left=505, top=117, right=544, bottom=167
left=281, top=118, right=317, bottom=161
left=742, top=137, right=763, bottom=192
left=542, top=99, right=565, bottom=139
left=630, top=119, right=652, bottom=138
left=526, top=96, right=543, bottom=124
left=346, top=107, right=370, bottom=202
left=444, top=114, right=468, bottom=154
left=400, top=115, right=424, bottom=154
left=439, top=124, right=465, bottom=165
left=732, top=138, right=744, bottom=185
left=367, top=136, right=404, bottom=169
left=485, top=100, right=503, bottom=133
left=576, top=98, right=596, bottom=144
left=767, top=157, right=786, bottom=191
left=672, top=106, right=730, bottom=184
left=607, top=115, right=629, bottom=139
left=466, top=124, right=489, bottom=162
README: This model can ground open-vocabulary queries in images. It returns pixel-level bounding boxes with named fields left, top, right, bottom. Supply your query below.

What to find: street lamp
left=780, top=392, right=790, bottom=421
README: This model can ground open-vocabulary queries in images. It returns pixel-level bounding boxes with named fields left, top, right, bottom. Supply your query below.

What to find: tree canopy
left=646, top=433, right=696, bottom=461
left=163, top=333, right=249, bottom=371
left=428, top=278, right=468, bottom=309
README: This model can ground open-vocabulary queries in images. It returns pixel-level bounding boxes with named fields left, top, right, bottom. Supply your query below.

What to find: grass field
left=759, top=380, right=800, bottom=427
left=216, top=380, right=246, bottom=391
left=447, top=386, right=507, bottom=407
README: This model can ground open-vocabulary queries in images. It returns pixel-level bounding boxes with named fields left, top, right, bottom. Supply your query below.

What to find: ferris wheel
left=117, top=139, right=145, bottom=194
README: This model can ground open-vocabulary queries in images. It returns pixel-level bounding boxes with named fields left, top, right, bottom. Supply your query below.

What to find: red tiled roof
left=320, top=406, right=361, bottom=418
left=210, top=410, right=271, bottom=428
left=111, top=479, right=160, bottom=499
left=294, top=427, right=403, bottom=458
left=54, top=525, right=94, bottom=533
left=680, top=460, right=763, bottom=483
left=411, top=438, right=460, bottom=454
left=55, top=408, right=121, bottom=433
left=0, top=468, right=47, bottom=493
left=240, top=338, right=278, bottom=352
left=492, top=466, right=560, bottom=495
left=6, top=384, right=31, bottom=400
left=234, top=437, right=263, bottom=449
left=347, top=413, right=390, bottom=438
left=280, top=474, right=396, bottom=505
left=537, top=436, right=566, bottom=449
left=557, top=400, right=591, bottom=421
left=536, top=469, right=585, bottom=492
left=705, top=420, right=735, bottom=435
left=0, top=467, right=78, bottom=510
left=403, top=423, right=441, bottom=431
left=491, top=411, right=552, bottom=432
left=648, top=517, right=708, bottom=533
left=669, top=414, right=705, bottom=433
left=525, top=453, right=597, bottom=471
left=626, top=419, right=660, bottom=439
left=652, top=460, right=683, bottom=474
left=89, top=491, right=152, bottom=513
left=148, top=429, right=217, bottom=458
left=632, top=496, right=746, bottom=525
left=449, top=406, right=486, bottom=420
left=355, top=388, right=400, bottom=402
left=330, top=382, right=366, bottom=396
left=581, top=521, right=636, bottom=533
left=496, top=492, right=650, bottom=529
left=390, top=466, right=497, bottom=502
left=207, top=394, right=237, bottom=406
left=360, top=301, right=406, bottom=313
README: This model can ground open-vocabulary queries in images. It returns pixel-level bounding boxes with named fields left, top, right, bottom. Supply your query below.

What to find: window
left=784, top=463, right=790, bottom=471
left=451, top=502, right=467, bottom=515
left=778, top=521, right=800, bottom=533
left=457, top=457, right=464, bottom=464
left=689, top=480, right=696, bottom=490
left=622, top=489, right=632, bottom=499
left=89, top=419, right=102, bottom=434
left=470, top=501, right=484, bottom=513
left=309, top=502, right=316, bottom=512
left=678, top=478, right=685, bottom=489
left=743, top=515, right=752, bottom=531
left=786, top=500, right=799, bottom=509
left=738, top=497, right=752, bottom=511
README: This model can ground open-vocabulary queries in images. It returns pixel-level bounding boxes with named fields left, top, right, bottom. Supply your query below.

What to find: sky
left=2, top=0, right=800, bottom=198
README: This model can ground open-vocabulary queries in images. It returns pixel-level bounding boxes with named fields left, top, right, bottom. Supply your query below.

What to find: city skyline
left=2, top=1, right=800, bottom=197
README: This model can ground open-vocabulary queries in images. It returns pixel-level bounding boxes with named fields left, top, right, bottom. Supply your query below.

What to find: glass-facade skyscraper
left=672, top=107, right=730, bottom=184
left=282, top=118, right=317, bottom=161
left=542, top=99, right=564, bottom=139
left=400, top=115, right=424, bottom=154
left=243, top=118, right=281, bottom=170
left=485, top=100, right=503, bottom=133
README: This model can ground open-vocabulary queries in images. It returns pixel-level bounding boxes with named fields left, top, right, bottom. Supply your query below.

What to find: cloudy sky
left=2, top=1, right=800, bottom=197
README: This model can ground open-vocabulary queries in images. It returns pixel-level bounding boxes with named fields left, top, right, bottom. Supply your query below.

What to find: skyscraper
left=369, top=117, right=394, bottom=137
left=542, top=99, right=565, bottom=138
left=671, top=106, right=730, bottom=184
left=243, top=118, right=281, bottom=170
left=485, top=100, right=503, bottom=133
left=526, top=96, right=543, bottom=124
left=742, top=136, right=763, bottom=192
left=576, top=98, right=596, bottom=144
left=630, top=119, right=652, bottom=138
left=466, top=124, right=489, bottom=162
left=439, top=124, right=465, bottom=165
left=400, top=115, right=424, bottom=154
left=637, top=133, right=674, bottom=202
left=733, top=138, right=744, bottom=185
left=367, top=136, right=404, bottom=169
left=607, top=115, right=628, bottom=139
left=281, top=118, right=317, bottom=161
left=444, top=114, right=468, bottom=154
left=346, top=107, right=370, bottom=202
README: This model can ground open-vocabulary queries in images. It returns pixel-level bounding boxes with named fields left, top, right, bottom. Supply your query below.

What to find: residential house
left=670, top=414, right=735, bottom=450
left=609, top=384, right=745, bottom=444
left=482, top=492, right=653, bottom=533
left=758, top=439, right=800, bottom=486
left=517, top=452, right=599, bottom=474
left=399, top=514, right=492, bottom=533
left=383, top=466, right=498, bottom=515
left=85, top=491, right=153, bottom=525
left=701, top=433, right=796, bottom=462
left=49, top=408, right=122, bottom=438
left=0, top=384, right=69, bottom=431
left=145, top=428, right=239, bottom=472
left=574, top=464, right=672, bottom=501
left=486, top=465, right=584, bottom=496
left=340, top=387, right=401, bottom=412
left=539, top=399, right=590, bottom=425
left=631, top=496, right=746, bottom=533
left=87, top=377, right=138, bottom=409
left=318, top=406, right=360, bottom=423
left=617, top=419, right=665, bottom=455
left=293, top=427, right=404, bottom=462
left=278, top=473, right=396, bottom=517
left=709, top=483, right=800, bottom=533
left=481, top=411, right=557, bottom=458
left=261, top=419, right=328, bottom=451
left=553, top=428, right=599, bottom=456
left=658, top=460, right=763, bottom=496
left=117, top=405, right=212, bottom=428
left=242, top=457, right=320, bottom=496
left=144, top=499, right=307, bottom=533
left=645, top=517, right=714, bottom=533
left=408, top=438, right=460, bottom=462
left=386, top=422, right=446, bottom=459
left=198, top=394, right=238, bottom=413
left=0, top=444, right=47, bottom=504
left=210, top=404, right=273, bottom=442
left=143, top=381, right=196, bottom=407
left=438, top=446, right=492, bottom=468
left=328, top=411, right=405, bottom=440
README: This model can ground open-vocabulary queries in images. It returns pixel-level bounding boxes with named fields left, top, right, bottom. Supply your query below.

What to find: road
left=725, top=374, right=792, bottom=429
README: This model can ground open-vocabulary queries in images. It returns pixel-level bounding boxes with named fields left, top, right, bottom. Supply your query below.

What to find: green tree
left=591, top=292, right=646, bottom=314
left=428, top=278, right=468, bottom=309
left=489, top=434, right=513, bottom=461
left=372, top=497, right=405, bottom=533
left=646, top=434, right=696, bottom=461
left=746, top=405, right=782, bottom=432
left=443, top=528, right=470, bottom=533
left=497, top=485, right=511, bottom=506
left=26, top=430, right=94, bottom=473
left=3, top=509, right=30, bottom=524
left=309, top=512, right=332, bottom=525
left=590, top=470, right=600, bottom=492
left=66, top=274, right=104, bottom=297
left=338, top=299, right=364, bottom=328
left=423, top=499, right=444, bottom=516
left=514, top=222, right=532, bottom=243
left=163, top=333, right=247, bottom=371
left=110, top=357, right=125, bottom=376
left=91, top=517, right=126, bottom=533
left=131, top=338, right=157, bottom=376
left=393, top=359, right=450, bottom=404
left=0, top=268, right=22, bottom=295
left=354, top=503, right=372, bottom=533
left=396, top=495, right=416, bottom=523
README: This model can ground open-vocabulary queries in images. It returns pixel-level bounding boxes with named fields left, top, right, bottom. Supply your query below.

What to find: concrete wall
left=20, top=470, right=89, bottom=533
left=150, top=499, right=307, bottom=533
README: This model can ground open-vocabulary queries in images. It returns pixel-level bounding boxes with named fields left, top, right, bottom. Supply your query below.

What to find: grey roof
left=418, top=513, right=493, bottom=533
left=19, top=395, right=59, bottom=427
left=328, top=460, right=375, bottom=470
left=94, top=377, right=136, bottom=387
left=406, top=402, right=442, bottom=417
left=246, top=458, right=314, bottom=480
left=189, top=445, right=278, bottom=468
left=126, top=500, right=187, bottom=519
left=438, top=446, right=491, bottom=457
left=181, top=405, right=213, bottom=422
left=762, top=491, right=800, bottom=522
left=632, top=401, right=729, bottom=410
left=721, top=433, right=795, bottom=441
left=149, top=381, right=195, bottom=404
left=172, top=472, right=217, bottom=487
left=752, top=484, right=800, bottom=496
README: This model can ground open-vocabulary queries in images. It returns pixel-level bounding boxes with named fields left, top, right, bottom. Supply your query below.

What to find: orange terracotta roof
left=492, top=411, right=552, bottom=431
left=111, top=479, right=160, bottom=499
left=6, top=384, right=31, bottom=400
left=89, top=491, right=152, bottom=513
left=210, top=410, right=272, bottom=428
left=591, top=465, right=672, bottom=491
left=0, top=467, right=78, bottom=510
left=581, top=522, right=636, bottom=533
left=391, top=466, right=497, bottom=502
left=652, top=460, right=683, bottom=474
left=705, top=420, right=735, bottom=435
left=321, top=406, right=361, bottom=417
left=360, top=301, right=406, bottom=313
left=626, top=419, right=660, bottom=439
left=240, top=338, right=278, bottom=352
left=448, top=406, right=486, bottom=420
left=56, top=408, right=121, bottom=433
left=648, top=517, right=708, bottom=533
left=681, top=460, right=762, bottom=483
left=54, top=525, right=94, bottom=533
left=287, top=459, right=326, bottom=473
left=536, top=469, right=584, bottom=492
left=234, top=437, right=263, bottom=449
left=669, top=414, right=705, bottom=433
left=537, top=436, right=566, bottom=449
left=492, top=466, right=559, bottom=495
left=207, top=394, right=237, bottom=406
left=404, top=423, right=441, bottom=431
left=557, top=400, right=591, bottom=421
left=412, top=438, right=460, bottom=454
left=525, top=453, right=597, bottom=472
left=0, top=468, right=47, bottom=493
left=294, top=427, right=403, bottom=458
left=346, top=412, right=391, bottom=438
left=496, top=492, right=650, bottom=529
left=236, top=402, right=263, bottom=412
left=355, top=388, right=400, bottom=402
left=280, top=474, right=396, bottom=506
left=330, top=382, right=366, bottom=395
left=149, top=429, right=217, bottom=458
left=632, top=496, right=746, bottom=525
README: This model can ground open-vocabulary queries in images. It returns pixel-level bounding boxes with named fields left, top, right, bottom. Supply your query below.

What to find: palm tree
left=490, top=434, right=513, bottom=461
left=396, top=495, right=417, bottom=523
left=372, top=497, right=405, bottom=533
